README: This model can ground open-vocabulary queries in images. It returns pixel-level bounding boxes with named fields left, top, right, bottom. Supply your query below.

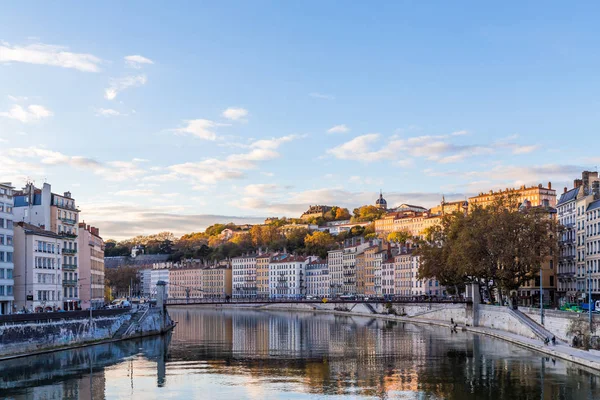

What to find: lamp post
left=540, top=266, right=544, bottom=325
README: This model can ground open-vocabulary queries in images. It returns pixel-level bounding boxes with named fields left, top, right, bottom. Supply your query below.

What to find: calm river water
left=1, top=308, right=600, bottom=399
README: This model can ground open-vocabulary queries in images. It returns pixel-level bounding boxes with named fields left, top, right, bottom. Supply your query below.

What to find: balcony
left=63, top=279, right=77, bottom=285
left=62, top=264, right=77, bottom=271
left=62, top=249, right=77, bottom=255
left=61, top=232, right=78, bottom=239
left=59, top=216, right=77, bottom=225
left=560, top=255, right=575, bottom=261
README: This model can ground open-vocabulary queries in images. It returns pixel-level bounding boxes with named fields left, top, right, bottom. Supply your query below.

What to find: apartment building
left=256, top=254, right=271, bottom=298
left=13, top=222, right=64, bottom=312
left=305, top=259, right=329, bottom=297
left=202, top=265, right=232, bottom=298
left=381, top=258, right=395, bottom=296
left=232, top=254, right=257, bottom=298
left=78, top=224, right=105, bottom=309
left=586, top=198, right=600, bottom=296
left=468, top=182, right=556, bottom=210
left=169, top=266, right=203, bottom=300
left=342, top=240, right=377, bottom=296
left=326, top=248, right=343, bottom=297
left=150, top=267, right=170, bottom=298
left=0, top=182, right=15, bottom=314
left=13, top=183, right=81, bottom=310
left=269, top=254, right=314, bottom=299
left=394, top=250, right=418, bottom=296
left=557, top=186, right=579, bottom=302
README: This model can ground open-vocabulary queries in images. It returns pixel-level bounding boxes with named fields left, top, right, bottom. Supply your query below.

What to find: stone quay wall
left=0, top=307, right=169, bottom=359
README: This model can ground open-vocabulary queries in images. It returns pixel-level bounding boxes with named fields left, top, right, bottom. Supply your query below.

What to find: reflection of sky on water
left=1, top=308, right=599, bottom=399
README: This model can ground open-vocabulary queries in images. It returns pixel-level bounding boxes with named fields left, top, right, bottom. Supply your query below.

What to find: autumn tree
left=304, top=231, right=336, bottom=258
left=387, top=230, right=412, bottom=244
left=352, top=205, right=386, bottom=222
left=417, top=200, right=558, bottom=304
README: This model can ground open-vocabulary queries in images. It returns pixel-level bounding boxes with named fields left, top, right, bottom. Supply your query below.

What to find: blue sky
left=1, top=2, right=599, bottom=239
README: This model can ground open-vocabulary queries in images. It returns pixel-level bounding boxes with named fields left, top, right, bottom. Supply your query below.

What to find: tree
left=335, top=207, right=351, bottom=220
left=387, top=230, right=412, bottom=244
left=417, top=199, right=558, bottom=304
left=304, top=231, right=336, bottom=258
left=352, top=205, right=386, bottom=222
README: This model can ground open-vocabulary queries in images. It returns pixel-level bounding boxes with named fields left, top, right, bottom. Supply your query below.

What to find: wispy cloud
left=173, top=119, right=228, bottom=141
left=0, top=104, right=53, bottom=123
left=222, top=107, right=248, bottom=121
left=124, top=55, right=154, bottom=68
left=94, top=108, right=125, bottom=117
left=327, top=124, right=349, bottom=134
left=104, top=75, right=147, bottom=100
left=309, top=92, right=335, bottom=100
left=0, top=42, right=102, bottom=72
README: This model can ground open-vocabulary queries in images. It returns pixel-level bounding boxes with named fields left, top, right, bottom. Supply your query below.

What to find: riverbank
left=174, top=302, right=600, bottom=371
left=0, top=307, right=175, bottom=361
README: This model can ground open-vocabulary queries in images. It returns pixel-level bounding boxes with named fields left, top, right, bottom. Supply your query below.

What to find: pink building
left=78, top=223, right=105, bottom=309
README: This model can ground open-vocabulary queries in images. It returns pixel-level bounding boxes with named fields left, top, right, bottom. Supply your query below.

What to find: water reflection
left=1, top=308, right=599, bottom=399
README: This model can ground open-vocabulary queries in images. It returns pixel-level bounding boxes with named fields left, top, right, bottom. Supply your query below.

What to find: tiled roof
left=557, top=187, right=580, bottom=206
left=588, top=200, right=600, bottom=212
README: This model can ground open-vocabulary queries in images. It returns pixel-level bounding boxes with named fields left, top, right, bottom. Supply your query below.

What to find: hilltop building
left=468, top=182, right=556, bottom=210
left=300, top=205, right=333, bottom=221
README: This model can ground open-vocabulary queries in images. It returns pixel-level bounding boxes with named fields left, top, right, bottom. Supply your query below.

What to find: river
left=1, top=307, right=599, bottom=399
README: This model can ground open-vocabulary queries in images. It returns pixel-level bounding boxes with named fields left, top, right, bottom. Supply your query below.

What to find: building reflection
left=2, top=308, right=599, bottom=399
left=168, top=308, right=600, bottom=399
left=0, top=333, right=171, bottom=399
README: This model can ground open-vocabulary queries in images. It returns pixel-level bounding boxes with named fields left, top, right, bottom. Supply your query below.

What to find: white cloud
left=114, top=189, right=156, bottom=197
left=451, top=130, right=468, bottom=136
left=156, top=135, right=301, bottom=184
left=95, top=108, right=125, bottom=117
left=309, top=92, right=335, bottom=100
left=327, top=124, right=349, bottom=134
left=104, top=75, right=147, bottom=100
left=512, top=144, right=540, bottom=154
left=174, top=119, right=228, bottom=141
left=0, top=104, right=53, bottom=123
left=124, top=55, right=154, bottom=68
left=327, top=132, right=493, bottom=164
left=222, top=107, right=248, bottom=121
left=7, top=95, right=29, bottom=102
left=0, top=42, right=102, bottom=72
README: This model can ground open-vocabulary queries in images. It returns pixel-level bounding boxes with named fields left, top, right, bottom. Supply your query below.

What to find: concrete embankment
left=175, top=302, right=600, bottom=371
left=0, top=307, right=173, bottom=360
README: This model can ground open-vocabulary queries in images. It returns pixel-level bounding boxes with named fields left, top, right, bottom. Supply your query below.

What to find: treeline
left=104, top=219, right=376, bottom=261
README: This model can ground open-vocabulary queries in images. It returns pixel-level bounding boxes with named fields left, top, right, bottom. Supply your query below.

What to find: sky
left=1, top=2, right=600, bottom=240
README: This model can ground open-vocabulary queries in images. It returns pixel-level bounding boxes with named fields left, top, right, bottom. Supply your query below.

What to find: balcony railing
left=59, top=216, right=78, bottom=225
left=61, top=232, right=78, bottom=239
left=62, top=249, right=77, bottom=255
left=560, top=255, right=575, bottom=261
left=62, top=264, right=77, bottom=271
left=63, top=279, right=77, bottom=285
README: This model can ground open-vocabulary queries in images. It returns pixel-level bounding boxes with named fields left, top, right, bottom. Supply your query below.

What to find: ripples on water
left=1, top=307, right=599, bottom=399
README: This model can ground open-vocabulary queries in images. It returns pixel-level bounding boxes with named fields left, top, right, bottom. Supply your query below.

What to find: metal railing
left=0, top=308, right=129, bottom=325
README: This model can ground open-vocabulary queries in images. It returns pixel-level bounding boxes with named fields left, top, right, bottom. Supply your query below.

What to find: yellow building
left=355, top=252, right=366, bottom=295
left=202, top=265, right=232, bottom=298
left=169, top=266, right=204, bottom=300
left=256, top=254, right=271, bottom=298
left=468, top=183, right=556, bottom=210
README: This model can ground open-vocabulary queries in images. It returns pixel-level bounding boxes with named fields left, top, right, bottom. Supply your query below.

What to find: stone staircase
left=113, top=308, right=149, bottom=339
left=508, top=308, right=561, bottom=343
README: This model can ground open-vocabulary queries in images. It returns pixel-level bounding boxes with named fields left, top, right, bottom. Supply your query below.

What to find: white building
left=13, top=183, right=81, bottom=310
left=342, top=240, right=376, bottom=296
left=556, top=186, right=579, bottom=302
left=0, top=182, right=15, bottom=314
left=586, top=194, right=600, bottom=298
left=13, top=222, right=64, bottom=312
left=150, top=268, right=170, bottom=298
left=140, top=268, right=152, bottom=297
left=326, top=249, right=343, bottom=297
left=381, top=258, right=395, bottom=297
left=232, top=255, right=257, bottom=298
left=306, top=259, right=329, bottom=297
left=269, top=255, right=315, bottom=299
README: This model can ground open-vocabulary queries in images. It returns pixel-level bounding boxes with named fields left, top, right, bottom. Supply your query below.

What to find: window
left=6, top=236, right=12, bottom=246
left=0, top=252, right=3, bottom=262
left=0, top=234, right=3, bottom=245
left=0, top=286, right=4, bottom=296
left=7, top=286, right=12, bottom=296
left=6, top=252, right=12, bottom=263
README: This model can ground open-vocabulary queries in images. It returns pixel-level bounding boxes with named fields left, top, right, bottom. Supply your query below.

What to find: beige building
left=374, top=211, right=441, bottom=239
left=202, top=265, right=232, bottom=298
left=256, top=254, right=271, bottom=298
left=169, top=266, right=203, bottom=300
left=468, top=183, right=556, bottom=210
left=77, top=224, right=105, bottom=309
left=13, top=222, right=64, bottom=312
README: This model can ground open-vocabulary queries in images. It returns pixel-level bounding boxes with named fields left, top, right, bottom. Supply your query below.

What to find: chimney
left=548, top=182, right=552, bottom=190
left=575, top=179, right=583, bottom=188
left=64, top=191, right=71, bottom=198
left=593, top=181, right=600, bottom=199
left=564, top=187, right=568, bottom=194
